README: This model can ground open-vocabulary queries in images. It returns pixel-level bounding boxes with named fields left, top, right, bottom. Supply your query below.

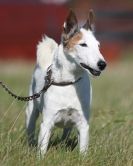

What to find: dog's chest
left=45, top=77, right=91, bottom=109
left=45, top=85, right=82, bottom=109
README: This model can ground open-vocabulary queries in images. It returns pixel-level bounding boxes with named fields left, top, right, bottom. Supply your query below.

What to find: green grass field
left=0, top=60, right=133, bottom=166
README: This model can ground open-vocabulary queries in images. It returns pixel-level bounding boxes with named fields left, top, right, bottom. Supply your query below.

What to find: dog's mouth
left=80, top=63, right=101, bottom=76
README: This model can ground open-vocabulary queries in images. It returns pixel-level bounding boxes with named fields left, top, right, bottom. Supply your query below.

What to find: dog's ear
left=83, top=9, right=95, bottom=31
left=62, top=10, right=78, bottom=45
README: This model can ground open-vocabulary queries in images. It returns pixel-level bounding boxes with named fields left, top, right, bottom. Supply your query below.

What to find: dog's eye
left=79, top=43, right=87, bottom=47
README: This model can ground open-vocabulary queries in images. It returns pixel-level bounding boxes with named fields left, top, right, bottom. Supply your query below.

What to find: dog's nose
left=97, top=60, right=107, bottom=70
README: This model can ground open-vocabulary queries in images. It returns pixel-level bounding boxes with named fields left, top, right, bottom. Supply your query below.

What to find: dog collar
left=44, top=65, right=81, bottom=87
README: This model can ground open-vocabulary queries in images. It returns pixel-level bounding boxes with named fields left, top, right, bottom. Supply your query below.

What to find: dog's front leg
left=38, top=118, right=54, bottom=156
left=77, top=121, right=89, bottom=154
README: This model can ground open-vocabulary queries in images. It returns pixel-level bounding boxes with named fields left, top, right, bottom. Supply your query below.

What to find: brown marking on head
left=65, top=32, right=83, bottom=50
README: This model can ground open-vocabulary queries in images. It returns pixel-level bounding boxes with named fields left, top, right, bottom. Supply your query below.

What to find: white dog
left=25, top=10, right=106, bottom=156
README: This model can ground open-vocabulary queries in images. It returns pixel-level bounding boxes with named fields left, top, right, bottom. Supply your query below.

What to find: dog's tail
left=37, top=35, right=58, bottom=71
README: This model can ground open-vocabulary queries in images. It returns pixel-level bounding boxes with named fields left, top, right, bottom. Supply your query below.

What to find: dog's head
left=62, top=10, right=106, bottom=76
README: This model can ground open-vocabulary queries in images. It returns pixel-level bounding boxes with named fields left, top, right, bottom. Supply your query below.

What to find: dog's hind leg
left=26, top=100, right=39, bottom=146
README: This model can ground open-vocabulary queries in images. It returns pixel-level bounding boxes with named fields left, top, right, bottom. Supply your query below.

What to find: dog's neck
left=51, top=44, right=83, bottom=83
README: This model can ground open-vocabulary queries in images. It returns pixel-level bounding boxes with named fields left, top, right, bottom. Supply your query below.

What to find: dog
left=25, top=9, right=106, bottom=156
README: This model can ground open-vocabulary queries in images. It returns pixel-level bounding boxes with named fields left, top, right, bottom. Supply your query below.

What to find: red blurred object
left=101, top=42, right=122, bottom=62
left=0, top=2, right=132, bottom=61
left=0, top=5, right=68, bottom=60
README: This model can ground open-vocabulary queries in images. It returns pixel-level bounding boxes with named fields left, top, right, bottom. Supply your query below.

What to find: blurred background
left=0, top=0, right=133, bottom=61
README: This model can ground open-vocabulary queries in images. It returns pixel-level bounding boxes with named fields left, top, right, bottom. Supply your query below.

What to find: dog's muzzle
left=80, top=63, right=101, bottom=76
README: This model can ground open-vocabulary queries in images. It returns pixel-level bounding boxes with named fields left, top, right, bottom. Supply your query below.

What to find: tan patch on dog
left=66, top=32, right=83, bottom=49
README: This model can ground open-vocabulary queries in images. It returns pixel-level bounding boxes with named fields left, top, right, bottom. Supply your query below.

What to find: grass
left=0, top=60, right=133, bottom=166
